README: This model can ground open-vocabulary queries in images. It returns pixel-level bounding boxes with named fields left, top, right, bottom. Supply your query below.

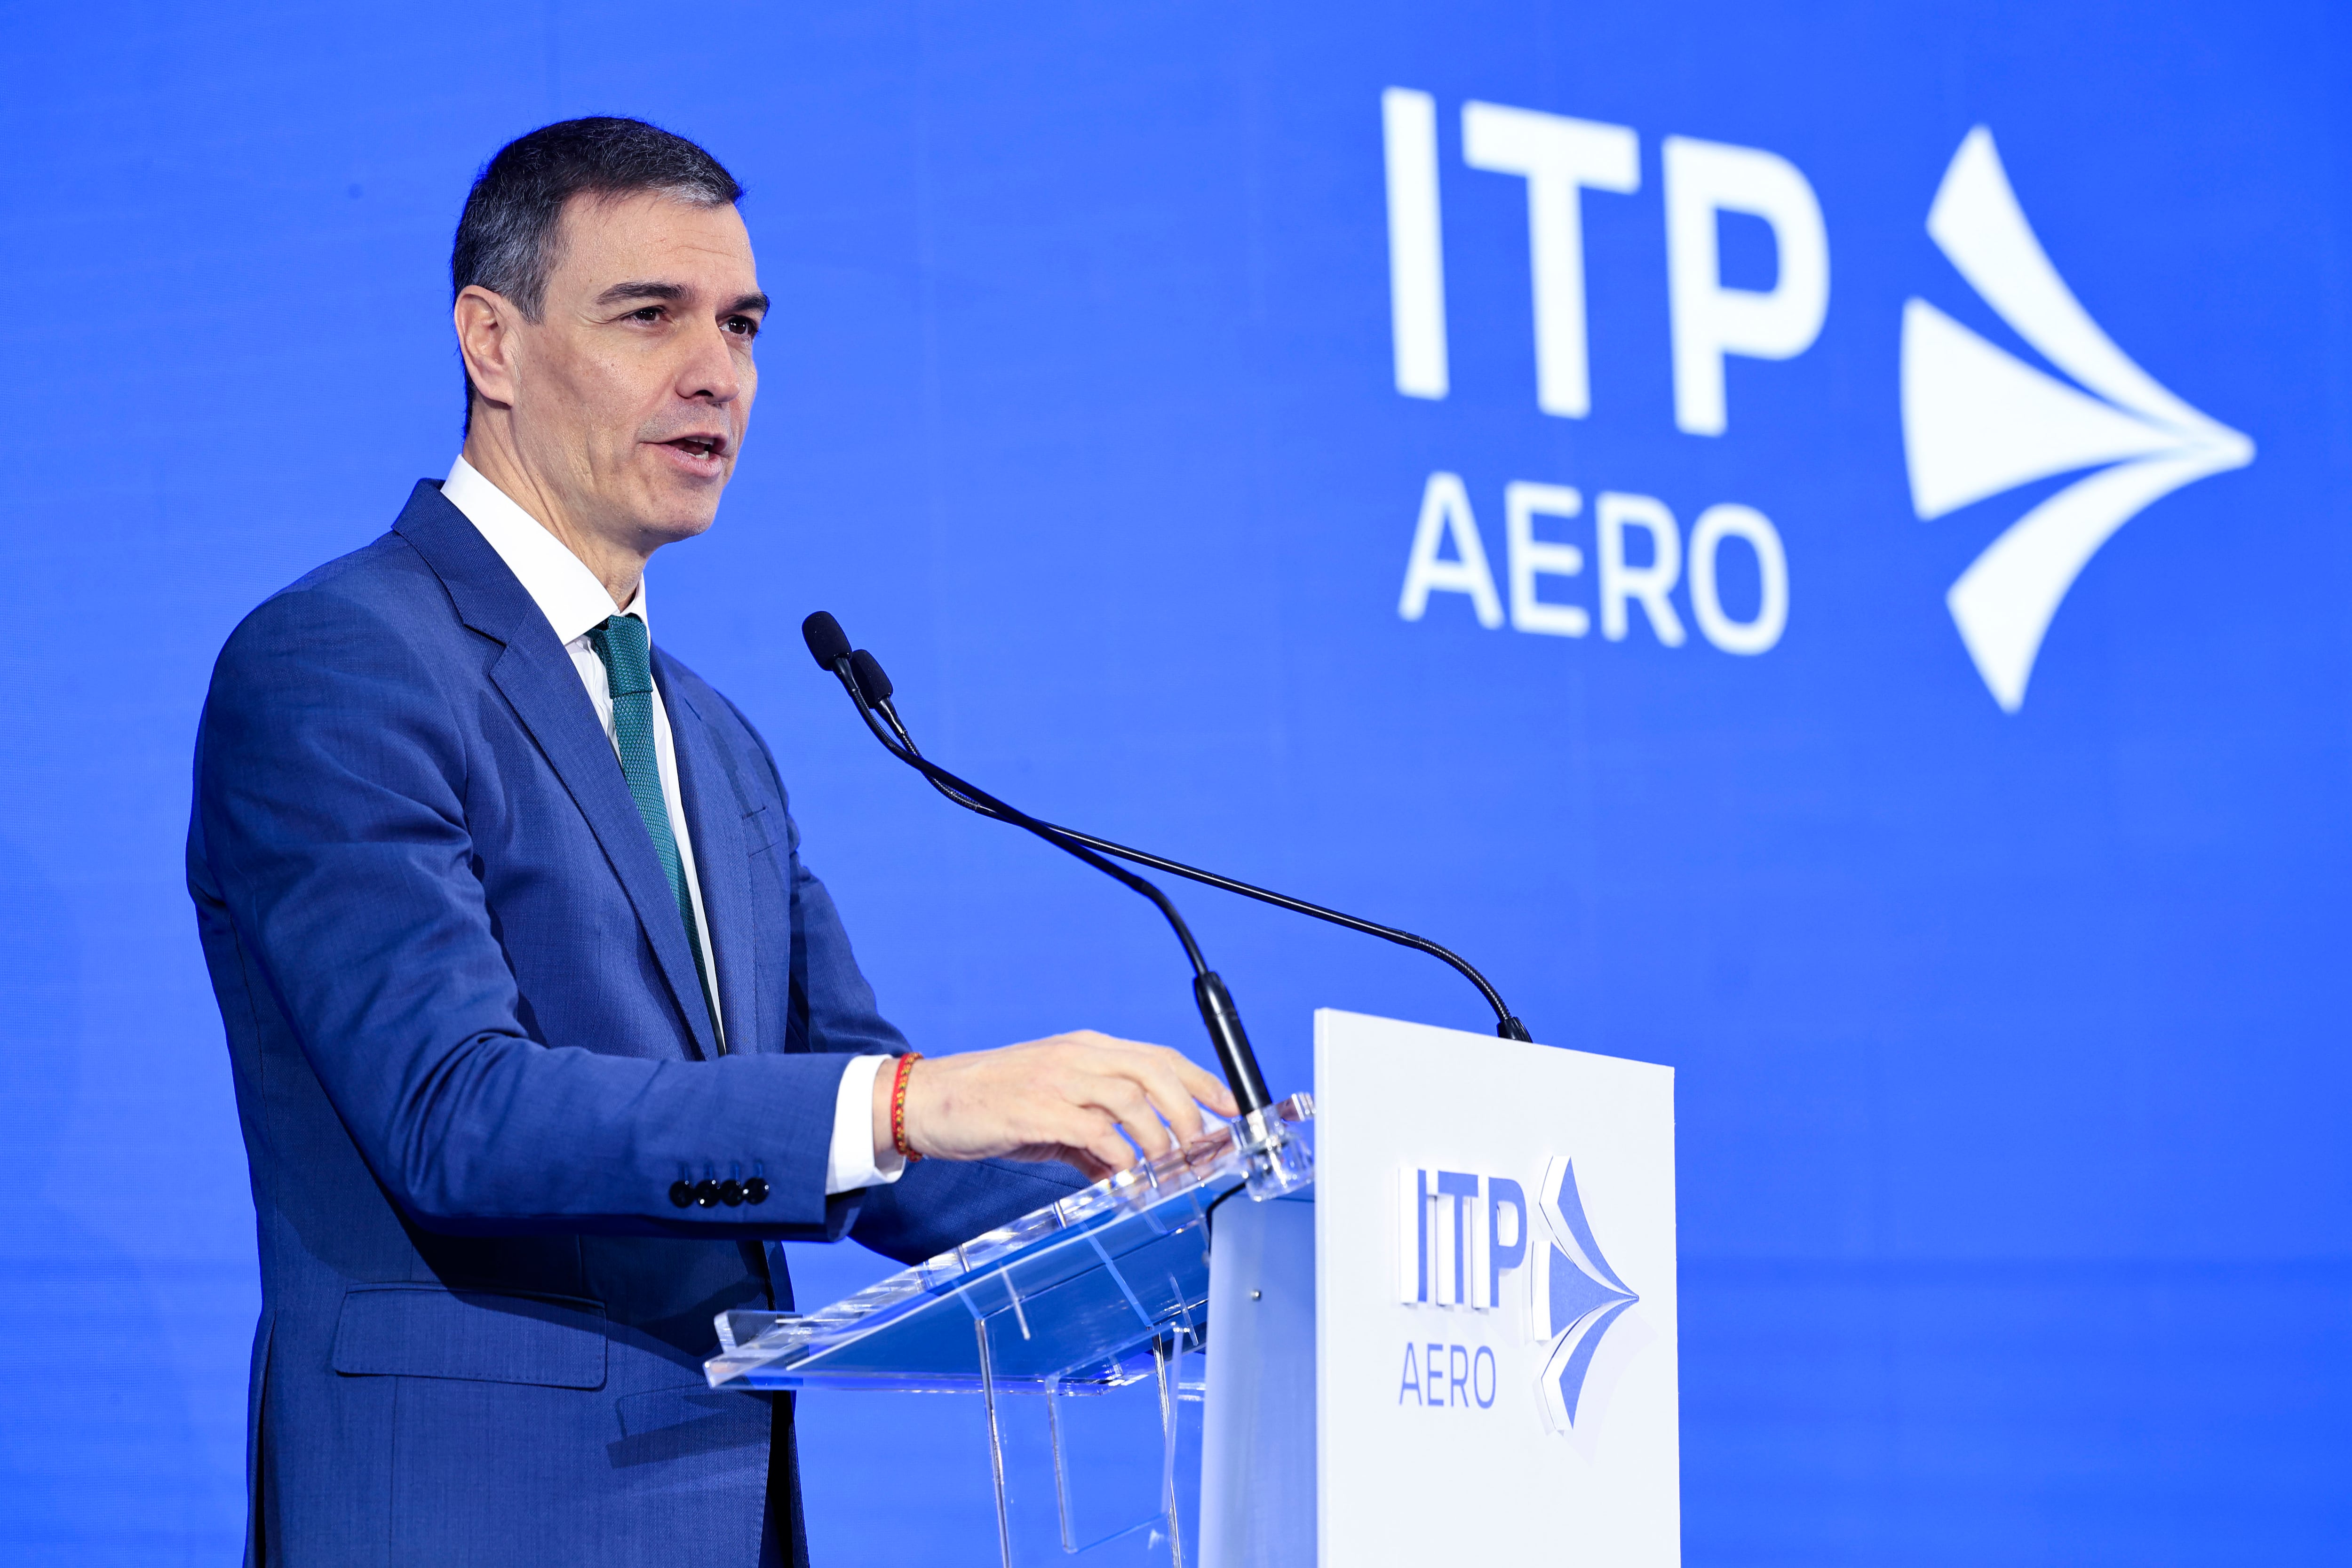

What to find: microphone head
left=801, top=612, right=851, bottom=669
left=848, top=649, right=894, bottom=706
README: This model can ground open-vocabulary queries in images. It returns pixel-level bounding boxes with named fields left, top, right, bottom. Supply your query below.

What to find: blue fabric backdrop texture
left=1, top=2, right=2345, bottom=1563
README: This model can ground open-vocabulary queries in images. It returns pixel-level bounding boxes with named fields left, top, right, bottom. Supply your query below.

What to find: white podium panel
left=718, top=1008, right=1670, bottom=1568
left=1315, top=1010, right=1680, bottom=1566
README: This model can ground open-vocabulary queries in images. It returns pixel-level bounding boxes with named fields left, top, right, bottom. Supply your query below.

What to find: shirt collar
left=442, top=454, right=646, bottom=646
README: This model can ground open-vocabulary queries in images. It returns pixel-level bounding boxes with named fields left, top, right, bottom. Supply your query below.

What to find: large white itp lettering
left=1461, top=103, right=1639, bottom=419
left=1382, top=88, right=1449, bottom=400
left=1663, top=135, right=1829, bottom=436
left=1383, top=88, right=1830, bottom=428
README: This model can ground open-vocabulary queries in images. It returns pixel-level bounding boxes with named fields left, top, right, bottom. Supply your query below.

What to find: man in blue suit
left=188, top=117, right=1234, bottom=1566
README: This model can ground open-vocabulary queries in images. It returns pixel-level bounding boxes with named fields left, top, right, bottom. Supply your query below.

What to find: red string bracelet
left=890, top=1051, right=923, bottom=1162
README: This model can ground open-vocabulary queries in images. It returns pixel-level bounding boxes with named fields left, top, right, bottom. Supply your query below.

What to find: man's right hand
left=871, top=1032, right=1240, bottom=1182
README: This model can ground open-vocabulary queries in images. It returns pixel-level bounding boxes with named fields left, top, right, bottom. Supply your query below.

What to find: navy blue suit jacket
left=189, top=482, right=1079, bottom=1566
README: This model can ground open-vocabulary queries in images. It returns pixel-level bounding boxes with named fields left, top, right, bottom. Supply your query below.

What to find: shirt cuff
left=825, top=1054, right=909, bottom=1195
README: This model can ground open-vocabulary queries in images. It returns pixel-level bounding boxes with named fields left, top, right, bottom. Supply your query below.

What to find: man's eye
left=725, top=316, right=760, bottom=338
left=630, top=306, right=662, bottom=323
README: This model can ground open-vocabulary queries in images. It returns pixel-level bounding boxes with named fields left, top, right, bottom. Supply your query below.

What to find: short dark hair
left=451, top=117, right=743, bottom=429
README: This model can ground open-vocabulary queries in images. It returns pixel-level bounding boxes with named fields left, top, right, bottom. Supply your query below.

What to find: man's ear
left=454, top=286, right=521, bottom=411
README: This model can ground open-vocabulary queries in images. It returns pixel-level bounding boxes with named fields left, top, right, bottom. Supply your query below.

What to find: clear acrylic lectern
left=705, top=1094, right=1315, bottom=1567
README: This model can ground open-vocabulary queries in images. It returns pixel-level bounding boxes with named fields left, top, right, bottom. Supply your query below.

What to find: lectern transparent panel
left=707, top=1096, right=1312, bottom=1566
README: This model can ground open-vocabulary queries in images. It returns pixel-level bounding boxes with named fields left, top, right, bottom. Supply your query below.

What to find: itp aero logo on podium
left=1397, top=1159, right=1640, bottom=1434
left=1903, top=127, right=2255, bottom=711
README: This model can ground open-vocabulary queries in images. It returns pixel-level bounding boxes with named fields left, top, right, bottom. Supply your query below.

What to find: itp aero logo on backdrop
left=1380, top=93, right=2252, bottom=709
left=1396, top=1158, right=1640, bottom=1434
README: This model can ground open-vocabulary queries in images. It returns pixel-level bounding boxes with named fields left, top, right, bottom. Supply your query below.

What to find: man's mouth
left=652, top=433, right=731, bottom=479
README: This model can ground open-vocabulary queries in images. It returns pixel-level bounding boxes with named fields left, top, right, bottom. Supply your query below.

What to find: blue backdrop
left=2, top=2, right=2345, bottom=1562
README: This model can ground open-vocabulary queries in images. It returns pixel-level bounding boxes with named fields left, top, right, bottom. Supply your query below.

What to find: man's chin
left=629, top=473, right=729, bottom=544
left=640, top=509, right=720, bottom=548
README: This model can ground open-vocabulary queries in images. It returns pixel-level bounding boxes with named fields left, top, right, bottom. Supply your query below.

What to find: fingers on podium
left=1096, top=1076, right=1176, bottom=1159
left=1065, top=1104, right=1135, bottom=1175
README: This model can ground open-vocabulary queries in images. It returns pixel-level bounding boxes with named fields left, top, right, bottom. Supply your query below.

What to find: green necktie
left=588, top=613, right=720, bottom=1049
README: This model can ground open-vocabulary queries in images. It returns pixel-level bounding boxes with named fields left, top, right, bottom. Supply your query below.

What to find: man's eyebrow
left=592, top=283, right=769, bottom=317
left=594, top=279, right=688, bottom=307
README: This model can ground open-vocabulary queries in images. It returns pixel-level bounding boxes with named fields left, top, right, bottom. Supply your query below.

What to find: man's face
left=499, top=190, right=765, bottom=550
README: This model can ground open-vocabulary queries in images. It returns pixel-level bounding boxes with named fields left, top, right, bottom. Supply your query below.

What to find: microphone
left=802, top=614, right=1534, bottom=1043
left=800, top=614, right=1284, bottom=1156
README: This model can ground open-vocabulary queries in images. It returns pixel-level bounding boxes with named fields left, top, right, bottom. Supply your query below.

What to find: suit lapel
left=393, top=483, right=722, bottom=1062
left=660, top=667, right=762, bottom=1058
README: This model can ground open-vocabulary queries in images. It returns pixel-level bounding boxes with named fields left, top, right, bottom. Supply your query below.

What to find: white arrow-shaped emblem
left=1902, top=127, right=2253, bottom=711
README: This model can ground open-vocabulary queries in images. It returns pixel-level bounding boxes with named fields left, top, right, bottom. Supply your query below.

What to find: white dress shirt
left=443, top=456, right=902, bottom=1195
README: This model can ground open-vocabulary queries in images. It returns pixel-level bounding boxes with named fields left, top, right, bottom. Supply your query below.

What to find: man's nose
left=677, top=320, right=743, bottom=405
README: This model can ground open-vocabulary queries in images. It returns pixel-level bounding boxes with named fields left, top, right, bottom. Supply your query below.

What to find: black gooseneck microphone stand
left=800, top=615, right=1280, bottom=1150
left=802, top=613, right=1535, bottom=1055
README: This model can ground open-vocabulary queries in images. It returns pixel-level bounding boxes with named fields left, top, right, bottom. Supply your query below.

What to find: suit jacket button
left=720, top=1179, right=743, bottom=1206
left=744, top=1178, right=769, bottom=1205
left=669, top=1180, right=693, bottom=1208
left=694, top=1179, right=720, bottom=1207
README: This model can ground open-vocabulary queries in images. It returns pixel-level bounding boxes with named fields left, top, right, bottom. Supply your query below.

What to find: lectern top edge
left=703, top=1091, right=1315, bottom=1393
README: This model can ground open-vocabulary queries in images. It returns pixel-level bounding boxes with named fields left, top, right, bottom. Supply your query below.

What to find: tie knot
left=589, top=613, right=653, bottom=696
